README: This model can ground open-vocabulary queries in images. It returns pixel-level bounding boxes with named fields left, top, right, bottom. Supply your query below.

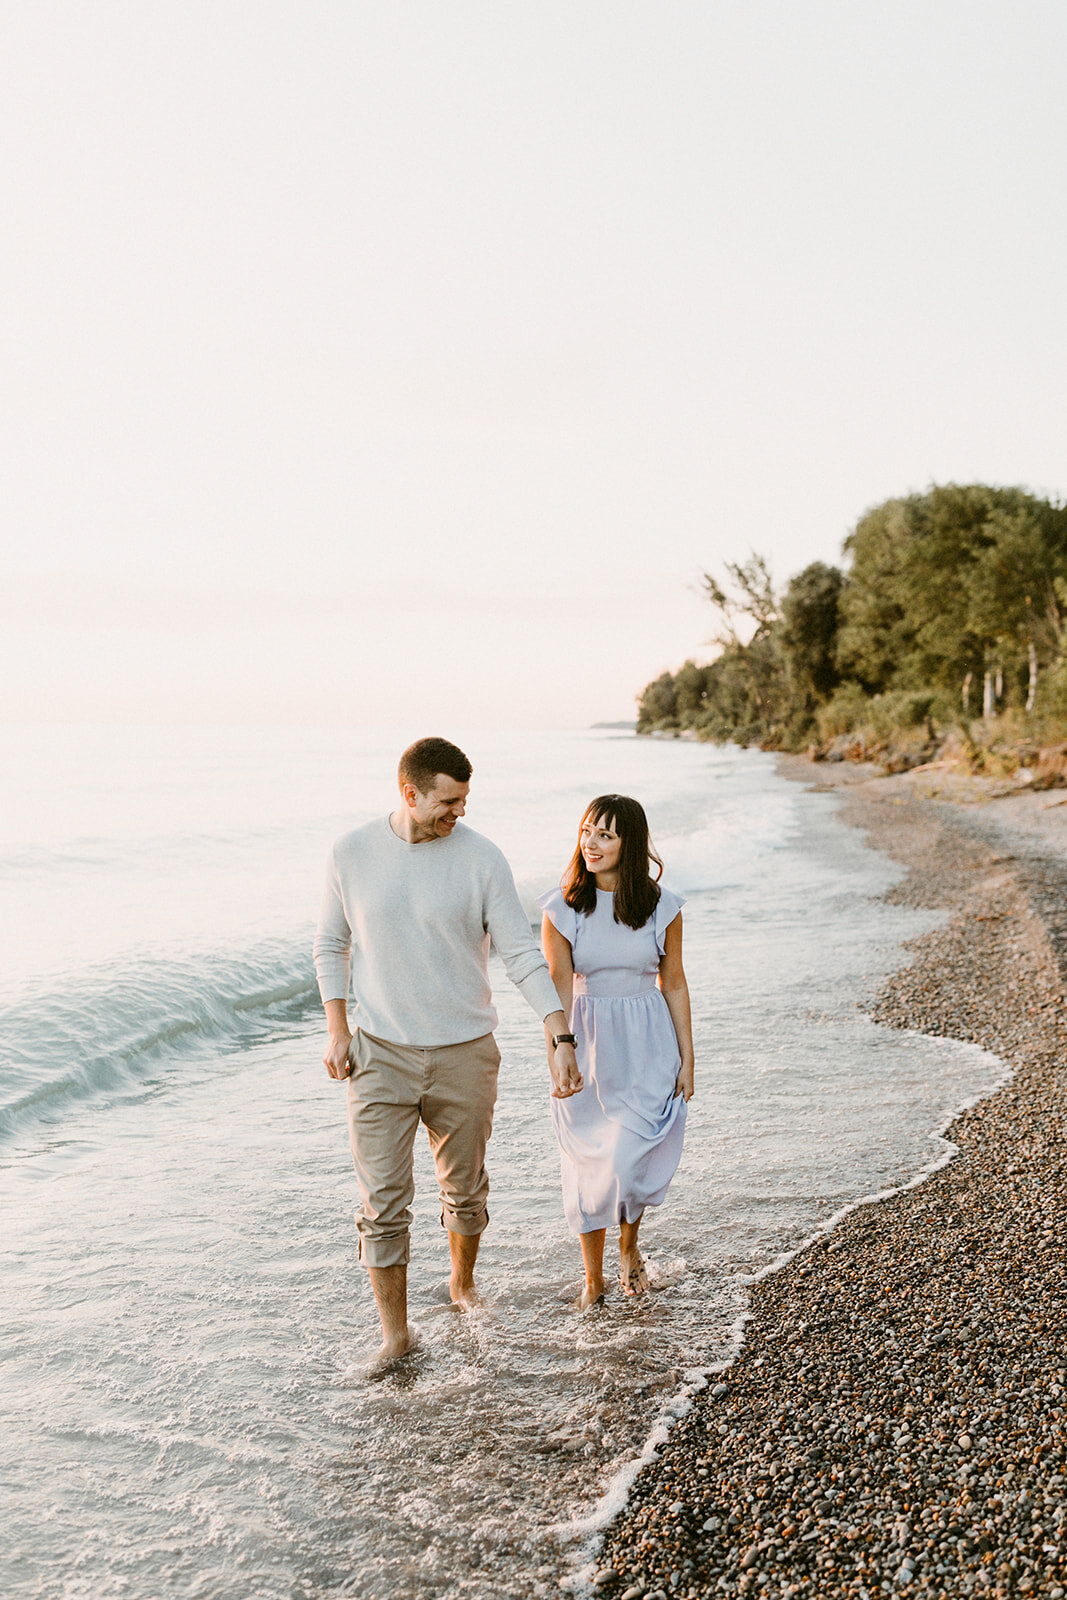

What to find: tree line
left=637, top=484, right=1067, bottom=751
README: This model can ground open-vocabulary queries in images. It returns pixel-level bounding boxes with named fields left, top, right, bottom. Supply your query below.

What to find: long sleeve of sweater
left=312, top=846, right=352, bottom=1004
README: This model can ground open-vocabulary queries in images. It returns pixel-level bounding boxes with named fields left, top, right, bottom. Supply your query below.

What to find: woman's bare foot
left=577, top=1228, right=607, bottom=1312
left=619, top=1250, right=649, bottom=1297
left=579, top=1278, right=606, bottom=1311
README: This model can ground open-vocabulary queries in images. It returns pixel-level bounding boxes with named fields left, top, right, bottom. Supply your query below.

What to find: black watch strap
left=552, top=1032, right=577, bottom=1048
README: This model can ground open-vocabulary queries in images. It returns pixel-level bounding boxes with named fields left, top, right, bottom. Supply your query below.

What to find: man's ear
left=399, top=781, right=420, bottom=809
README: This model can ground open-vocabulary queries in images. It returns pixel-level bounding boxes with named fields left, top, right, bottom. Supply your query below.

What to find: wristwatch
left=552, top=1032, right=577, bottom=1048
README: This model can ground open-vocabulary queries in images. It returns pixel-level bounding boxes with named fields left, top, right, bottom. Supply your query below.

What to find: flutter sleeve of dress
left=652, top=887, right=687, bottom=956
left=537, top=887, right=579, bottom=947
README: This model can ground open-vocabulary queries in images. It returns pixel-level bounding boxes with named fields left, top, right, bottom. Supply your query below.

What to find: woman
left=539, top=794, right=694, bottom=1308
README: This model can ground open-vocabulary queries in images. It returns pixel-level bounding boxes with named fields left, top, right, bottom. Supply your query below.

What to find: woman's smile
left=579, top=819, right=622, bottom=880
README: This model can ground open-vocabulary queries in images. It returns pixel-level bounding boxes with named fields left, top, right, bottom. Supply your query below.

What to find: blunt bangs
left=563, top=794, right=663, bottom=930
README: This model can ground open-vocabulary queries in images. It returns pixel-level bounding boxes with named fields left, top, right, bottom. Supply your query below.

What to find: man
left=314, top=735, right=582, bottom=1368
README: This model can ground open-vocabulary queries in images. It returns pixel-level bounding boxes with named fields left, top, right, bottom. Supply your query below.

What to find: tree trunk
left=962, top=672, right=972, bottom=713
left=983, top=671, right=995, bottom=719
left=1027, top=641, right=1038, bottom=713
left=995, top=666, right=1004, bottom=704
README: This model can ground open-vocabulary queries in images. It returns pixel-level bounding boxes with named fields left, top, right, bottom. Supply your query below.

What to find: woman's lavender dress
left=538, top=885, right=688, bottom=1234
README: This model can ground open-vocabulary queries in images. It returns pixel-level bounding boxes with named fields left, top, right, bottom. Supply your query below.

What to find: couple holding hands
left=314, top=736, right=694, bottom=1368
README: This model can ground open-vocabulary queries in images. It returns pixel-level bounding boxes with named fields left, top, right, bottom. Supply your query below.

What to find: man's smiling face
left=403, top=774, right=470, bottom=842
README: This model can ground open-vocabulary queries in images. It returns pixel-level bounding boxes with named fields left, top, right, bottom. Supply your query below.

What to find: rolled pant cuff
left=357, top=1232, right=411, bottom=1270
left=440, top=1206, right=489, bottom=1237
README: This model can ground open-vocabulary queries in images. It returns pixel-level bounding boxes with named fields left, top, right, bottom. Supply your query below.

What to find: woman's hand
left=673, top=1061, right=695, bottom=1102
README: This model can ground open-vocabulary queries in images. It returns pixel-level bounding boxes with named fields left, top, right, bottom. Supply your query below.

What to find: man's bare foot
left=579, top=1279, right=606, bottom=1311
left=350, top=1326, right=419, bottom=1377
left=446, top=1231, right=482, bottom=1311
left=449, top=1277, right=483, bottom=1311
left=619, top=1250, right=649, bottom=1297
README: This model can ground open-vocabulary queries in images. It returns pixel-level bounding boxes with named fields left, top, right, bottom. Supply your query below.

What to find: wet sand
left=587, top=758, right=1067, bottom=1600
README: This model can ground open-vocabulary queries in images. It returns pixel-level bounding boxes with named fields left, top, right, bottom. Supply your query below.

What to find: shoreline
left=586, top=757, right=1067, bottom=1600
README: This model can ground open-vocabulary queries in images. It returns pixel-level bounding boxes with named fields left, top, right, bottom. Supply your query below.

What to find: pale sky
left=1, top=1, right=1064, bottom=727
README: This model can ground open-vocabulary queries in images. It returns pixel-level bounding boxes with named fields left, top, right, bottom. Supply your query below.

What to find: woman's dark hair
left=561, top=794, right=663, bottom=930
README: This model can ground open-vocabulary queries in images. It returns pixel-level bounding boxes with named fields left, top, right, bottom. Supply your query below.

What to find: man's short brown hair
left=398, top=736, right=473, bottom=795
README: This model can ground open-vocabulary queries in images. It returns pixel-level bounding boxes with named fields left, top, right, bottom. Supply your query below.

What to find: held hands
left=673, top=1061, right=695, bottom=1102
left=549, top=1041, right=584, bottom=1099
left=323, top=1030, right=354, bottom=1080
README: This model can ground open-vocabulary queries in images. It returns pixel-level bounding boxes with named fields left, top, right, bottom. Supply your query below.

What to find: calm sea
left=0, top=724, right=1004, bottom=1600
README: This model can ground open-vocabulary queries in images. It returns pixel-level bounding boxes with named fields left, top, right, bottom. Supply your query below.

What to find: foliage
left=836, top=484, right=1067, bottom=700
left=636, top=671, right=680, bottom=731
left=637, top=483, right=1067, bottom=753
left=1036, top=658, right=1067, bottom=722
left=779, top=562, right=843, bottom=708
left=815, top=683, right=871, bottom=742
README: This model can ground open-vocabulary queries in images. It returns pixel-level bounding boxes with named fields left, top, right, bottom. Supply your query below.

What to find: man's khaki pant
left=346, top=1028, right=501, bottom=1269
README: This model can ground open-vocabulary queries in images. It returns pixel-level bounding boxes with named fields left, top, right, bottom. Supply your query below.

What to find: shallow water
left=0, top=728, right=1005, bottom=1598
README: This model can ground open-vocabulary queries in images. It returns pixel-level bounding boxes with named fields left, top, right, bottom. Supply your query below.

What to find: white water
left=0, top=725, right=1004, bottom=1599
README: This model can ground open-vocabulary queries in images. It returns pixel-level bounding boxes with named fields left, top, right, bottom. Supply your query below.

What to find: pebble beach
left=588, top=760, right=1067, bottom=1600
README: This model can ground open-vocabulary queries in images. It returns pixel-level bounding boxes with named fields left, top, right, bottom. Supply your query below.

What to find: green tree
left=779, top=562, right=843, bottom=710
left=698, top=555, right=789, bottom=742
left=834, top=498, right=916, bottom=693
left=837, top=484, right=1067, bottom=712
left=703, top=553, right=779, bottom=644
left=636, top=671, right=678, bottom=732
left=965, top=501, right=1067, bottom=712
left=672, top=659, right=711, bottom=722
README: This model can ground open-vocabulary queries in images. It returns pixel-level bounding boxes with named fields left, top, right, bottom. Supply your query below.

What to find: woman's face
left=579, top=813, right=622, bottom=878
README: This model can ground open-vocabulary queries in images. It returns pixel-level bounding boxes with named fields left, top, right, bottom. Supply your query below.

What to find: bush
left=815, top=683, right=871, bottom=740
left=1036, top=658, right=1067, bottom=722
left=865, top=689, right=939, bottom=737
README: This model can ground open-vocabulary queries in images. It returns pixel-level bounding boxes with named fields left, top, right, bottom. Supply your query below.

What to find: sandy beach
left=588, top=758, right=1067, bottom=1600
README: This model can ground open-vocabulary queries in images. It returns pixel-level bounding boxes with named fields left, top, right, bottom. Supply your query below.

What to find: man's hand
left=324, top=1030, right=354, bottom=1080
left=549, top=1041, right=583, bottom=1099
